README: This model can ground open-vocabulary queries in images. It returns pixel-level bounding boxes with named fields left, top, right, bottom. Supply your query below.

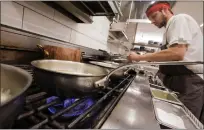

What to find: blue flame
left=46, top=96, right=94, bottom=118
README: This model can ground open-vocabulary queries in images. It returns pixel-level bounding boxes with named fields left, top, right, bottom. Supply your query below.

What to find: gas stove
left=11, top=65, right=135, bottom=129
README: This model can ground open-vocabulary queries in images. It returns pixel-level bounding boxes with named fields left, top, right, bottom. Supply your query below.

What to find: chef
left=128, top=1, right=204, bottom=123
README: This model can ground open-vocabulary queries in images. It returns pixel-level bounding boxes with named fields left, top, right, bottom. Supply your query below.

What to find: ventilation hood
left=44, top=1, right=122, bottom=23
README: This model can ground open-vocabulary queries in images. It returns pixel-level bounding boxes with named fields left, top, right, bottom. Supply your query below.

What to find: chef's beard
left=158, top=15, right=167, bottom=28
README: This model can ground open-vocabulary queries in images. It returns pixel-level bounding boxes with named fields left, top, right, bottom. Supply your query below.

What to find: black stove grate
left=46, top=96, right=95, bottom=118
left=11, top=65, right=135, bottom=129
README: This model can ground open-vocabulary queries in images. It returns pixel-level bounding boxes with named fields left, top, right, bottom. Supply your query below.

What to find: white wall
left=172, top=1, right=203, bottom=26
left=172, top=1, right=203, bottom=33
left=1, top=1, right=112, bottom=51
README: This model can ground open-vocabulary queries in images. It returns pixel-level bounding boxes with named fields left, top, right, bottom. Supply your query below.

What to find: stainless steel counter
left=101, top=74, right=160, bottom=129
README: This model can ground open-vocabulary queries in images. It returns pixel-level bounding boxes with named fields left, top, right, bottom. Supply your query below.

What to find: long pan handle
left=94, top=61, right=204, bottom=88
left=36, top=44, right=49, bottom=57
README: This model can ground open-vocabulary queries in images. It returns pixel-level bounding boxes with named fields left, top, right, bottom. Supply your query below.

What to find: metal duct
left=44, top=1, right=122, bottom=23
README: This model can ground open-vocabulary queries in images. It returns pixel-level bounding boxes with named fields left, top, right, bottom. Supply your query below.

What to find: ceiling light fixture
left=200, top=23, right=203, bottom=27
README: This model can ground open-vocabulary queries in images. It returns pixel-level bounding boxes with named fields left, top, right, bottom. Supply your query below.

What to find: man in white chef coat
left=128, top=1, right=204, bottom=123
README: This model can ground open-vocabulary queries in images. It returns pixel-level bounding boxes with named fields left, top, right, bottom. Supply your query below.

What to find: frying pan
left=0, top=64, right=32, bottom=128
left=88, top=61, right=129, bottom=80
left=31, top=60, right=109, bottom=98
left=31, top=60, right=203, bottom=98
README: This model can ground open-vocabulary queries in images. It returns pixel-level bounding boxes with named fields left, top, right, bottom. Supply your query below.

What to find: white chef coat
left=162, top=14, right=203, bottom=79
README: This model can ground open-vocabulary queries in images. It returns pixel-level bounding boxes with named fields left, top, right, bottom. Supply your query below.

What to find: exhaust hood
left=44, top=1, right=122, bottom=23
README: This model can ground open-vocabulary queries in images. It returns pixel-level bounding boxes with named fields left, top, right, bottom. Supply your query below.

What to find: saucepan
left=31, top=60, right=203, bottom=98
left=0, top=64, right=32, bottom=128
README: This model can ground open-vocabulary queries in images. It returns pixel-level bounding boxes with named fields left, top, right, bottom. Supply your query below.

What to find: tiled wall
left=1, top=1, right=111, bottom=51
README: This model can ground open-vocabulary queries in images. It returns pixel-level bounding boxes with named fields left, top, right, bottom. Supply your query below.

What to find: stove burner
left=46, top=96, right=94, bottom=118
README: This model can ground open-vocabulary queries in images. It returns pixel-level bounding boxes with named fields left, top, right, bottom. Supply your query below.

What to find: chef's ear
left=161, top=8, right=168, bottom=15
left=161, top=8, right=165, bottom=15
left=161, top=7, right=173, bottom=16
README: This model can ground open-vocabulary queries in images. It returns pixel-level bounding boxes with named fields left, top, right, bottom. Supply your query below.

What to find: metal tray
left=152, top=98, right=201, bottom=129
left=150, top=88, right=182, bottom=105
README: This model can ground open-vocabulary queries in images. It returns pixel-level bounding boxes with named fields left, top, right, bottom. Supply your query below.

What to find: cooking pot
left=0, top=64, right=32, bottom=128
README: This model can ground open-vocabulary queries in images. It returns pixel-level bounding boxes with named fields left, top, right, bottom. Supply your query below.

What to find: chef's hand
left=127, top=52, right=141, bottom=62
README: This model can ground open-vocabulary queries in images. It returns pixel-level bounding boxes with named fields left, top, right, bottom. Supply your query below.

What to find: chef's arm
left=139, top=44, right=188, bottom=62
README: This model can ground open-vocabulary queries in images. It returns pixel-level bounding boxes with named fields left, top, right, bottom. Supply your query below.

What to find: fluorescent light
left=200, top=23, right=203, bottom=27
left=151, top=1, right=155, bottom=4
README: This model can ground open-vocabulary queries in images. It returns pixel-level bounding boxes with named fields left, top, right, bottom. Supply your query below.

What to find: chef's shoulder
left=171, top=14, right=199, bottom=28
left=166, top=14, right=198, bottom=47
left=174, top=14, right=193, bottom=20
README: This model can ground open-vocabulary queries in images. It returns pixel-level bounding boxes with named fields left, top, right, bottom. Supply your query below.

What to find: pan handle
left=37, top=44, right=49, bottom=57
left=123, top=68, right=135, bottom=75
left=94, top=61, right=204, bottom=88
